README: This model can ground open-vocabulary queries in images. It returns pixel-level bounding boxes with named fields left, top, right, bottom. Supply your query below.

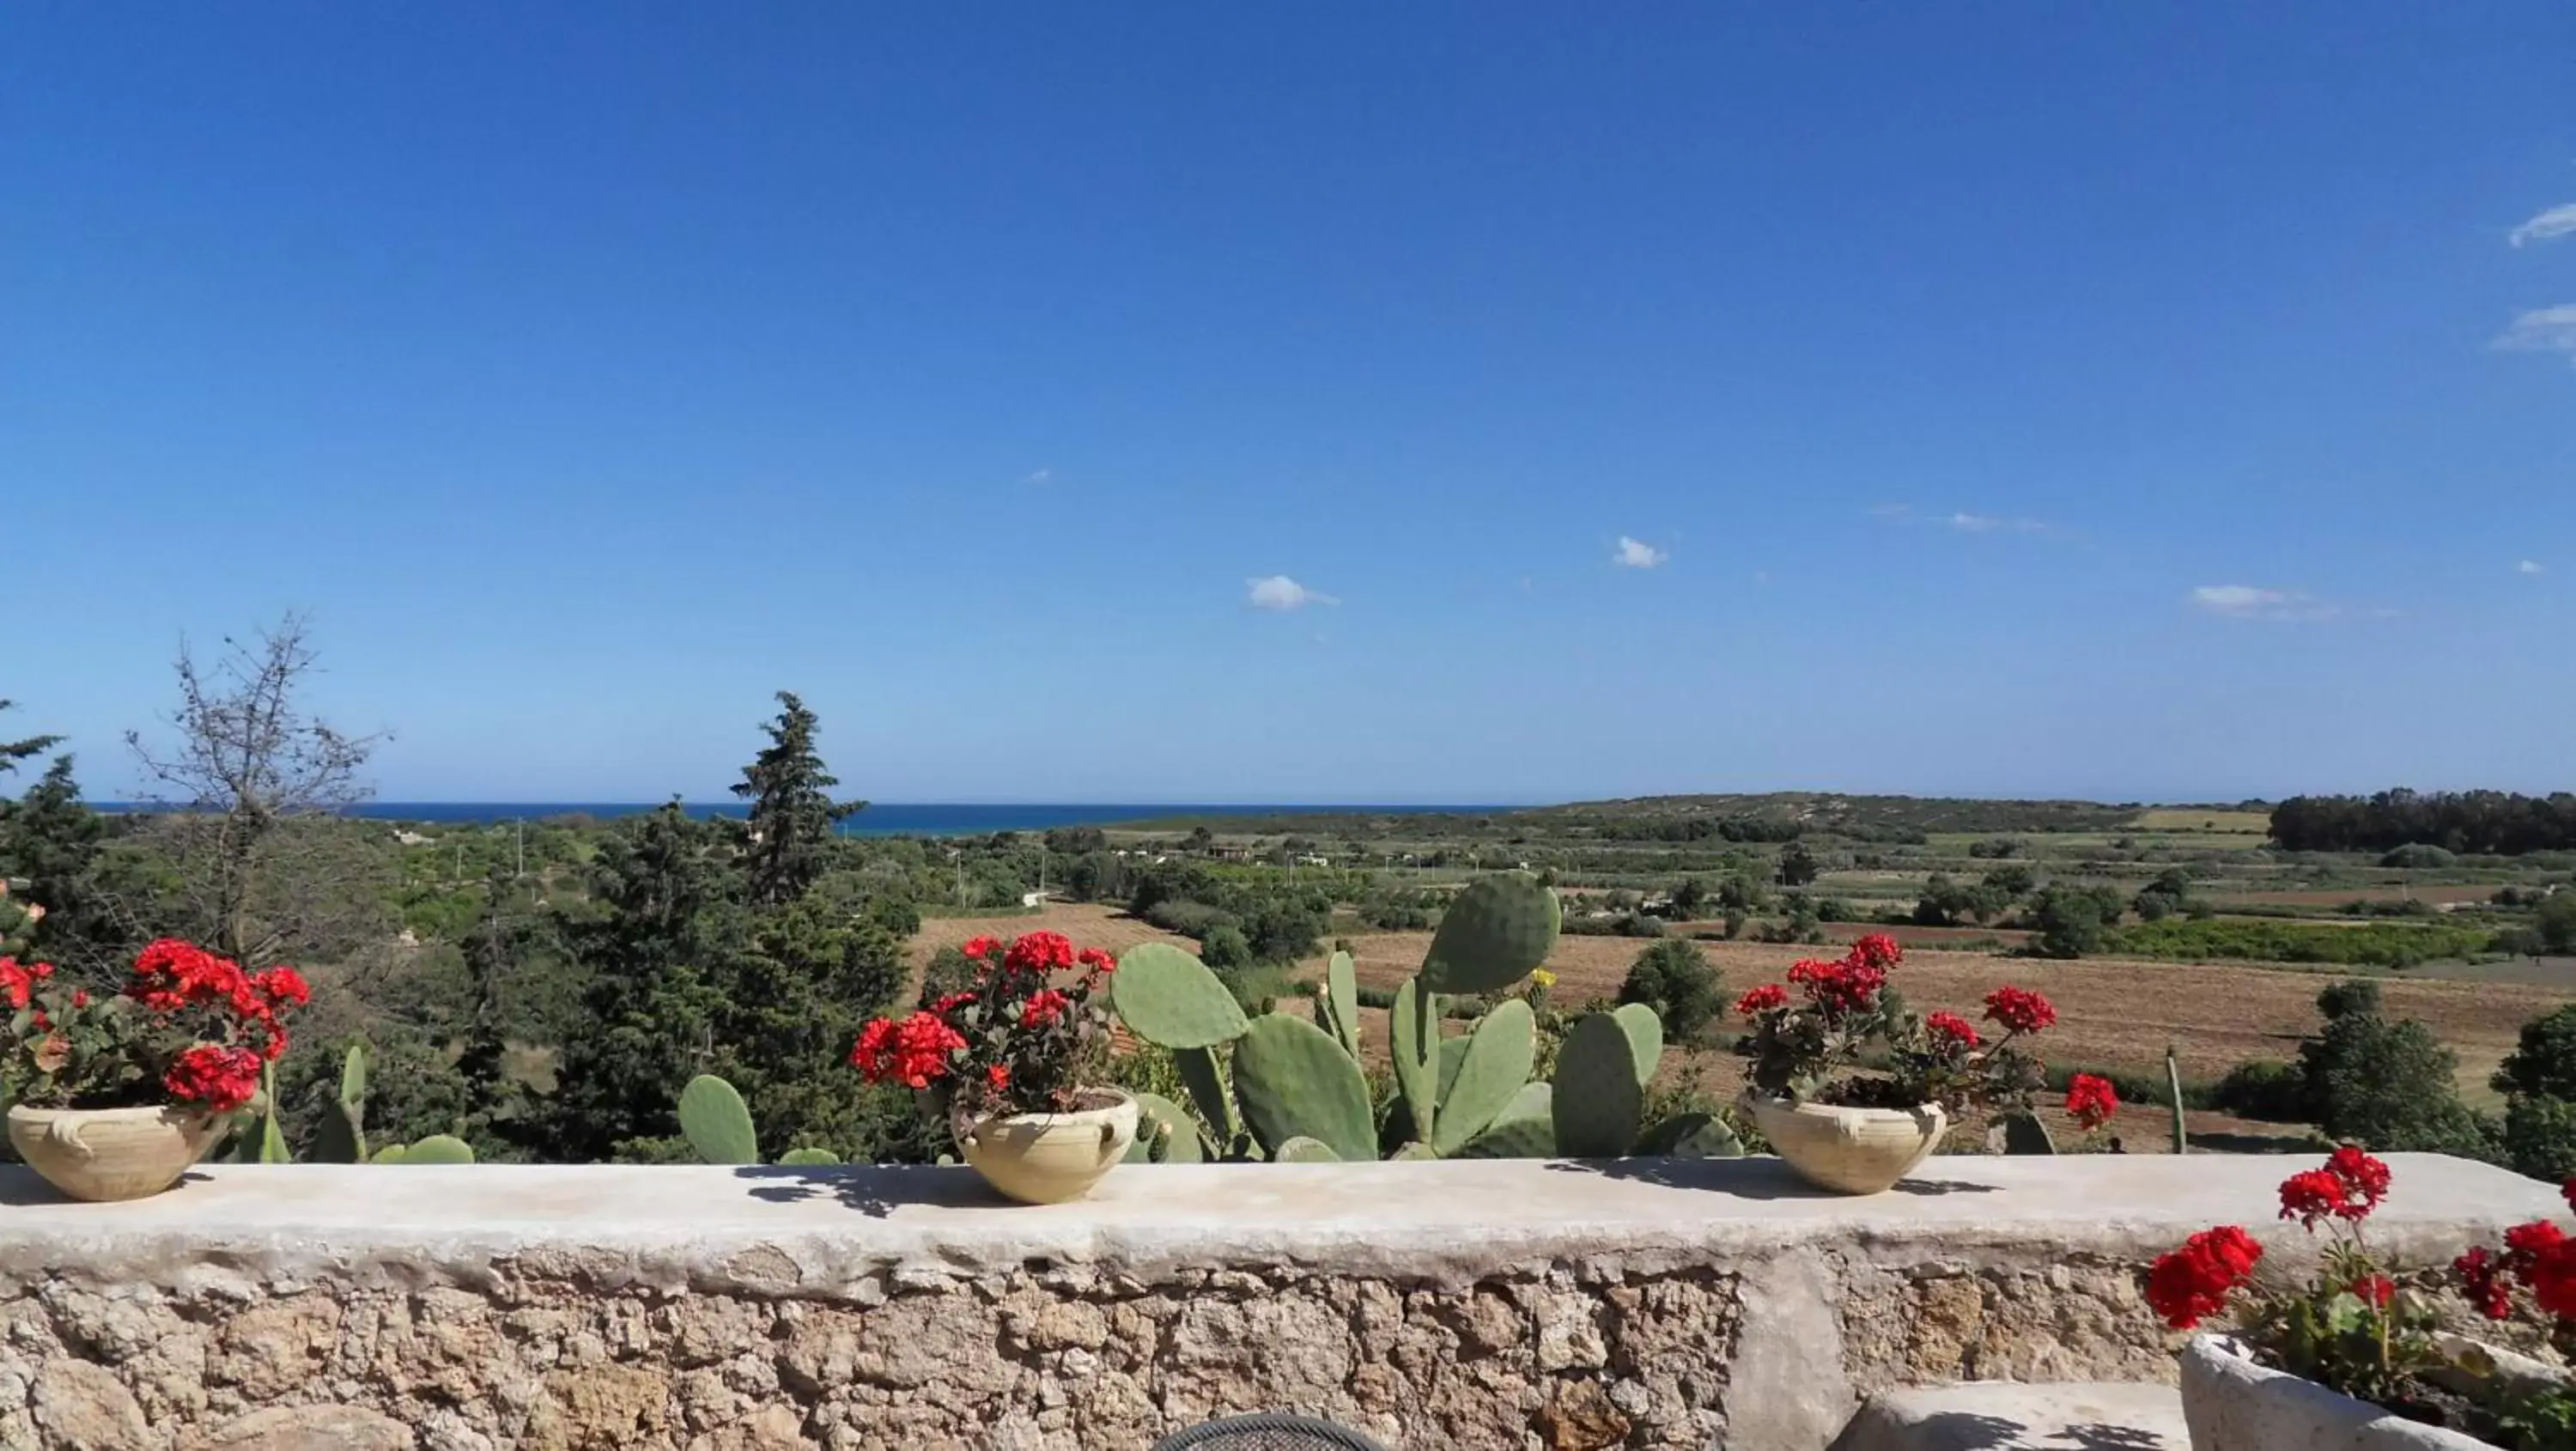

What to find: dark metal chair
left=1148, top=1412, right=1394, bottom=1450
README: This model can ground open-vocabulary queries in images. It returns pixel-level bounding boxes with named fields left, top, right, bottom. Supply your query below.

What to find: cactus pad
left=1610, top=1002, right=1664, bottom=1086
left=1273, top=1136, right=1342, bottom=1163
left=1126, top=1090, right=1205, bottom=1164
left=1552, top=1011, right=1646, bottom=1157
left=1431, top=998, right=1539, bottom=1156
left=679, top=1074, right=761, bottom=1164
left=1390, top=975, right=1440, bottom=1147
left=777, top=1147, right=842, bottom=1165
left=1637, top=1113, right=1745, bottom=1159
left=1458, top=1082, right=1556, bottom=1158
left=1418, top=873, right=1560, bottom=994
left=1229, top=1013, right=1378, bottom=1163
left=1112, top=943, right=1251, bottom=1048
left=1324, top=950, right=1361, bottom=1059
left=392, top=1135, right=476, bottom=1165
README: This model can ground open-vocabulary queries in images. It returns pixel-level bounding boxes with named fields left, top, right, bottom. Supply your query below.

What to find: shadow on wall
left=732, top=1163, right=1012, bottom=1219
left=1540, top=1157, right=2002, bottom=1199
left=1828, top=1412, right=2169, bottom=1451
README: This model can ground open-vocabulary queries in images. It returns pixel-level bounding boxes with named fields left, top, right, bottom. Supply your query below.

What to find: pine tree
left=730, top=692, right=863, bottom=908
left=0, top=700, right=61, bottom=778
left=540, top=805, right=744, bottom=1161
left=0, top=756, right=114, bottom=972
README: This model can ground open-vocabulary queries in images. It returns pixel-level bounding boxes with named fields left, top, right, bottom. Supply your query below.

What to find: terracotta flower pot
left=2179, top=1334, right=2501, bottom=1450
left=6, top=1103, right=226, bottom=1203
left=1740, top=1092, right=1947, bottom=1195
left=954, top=1089, right=1139, bottom=1205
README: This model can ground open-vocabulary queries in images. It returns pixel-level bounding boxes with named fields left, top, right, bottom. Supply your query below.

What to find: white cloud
left=2494, top=306, right=2576, bottom=362
left=2510, top=204, right=2576, bottom=248
left=1612, top=536, right=1668, bottom=568
left=1947, top=512, right=2050, bottom=534
left=2520, top=559, right=2547, bottom=576
left=2190, top=584, right=2342, bottom=622
left=1246, top=575, right=1338, bottom=610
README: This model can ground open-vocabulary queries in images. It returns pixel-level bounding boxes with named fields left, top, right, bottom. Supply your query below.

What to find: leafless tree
left=125, top=615, right=393, bottom=967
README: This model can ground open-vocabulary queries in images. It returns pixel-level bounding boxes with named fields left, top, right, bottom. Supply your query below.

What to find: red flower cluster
left=850, top=1011, right=968, bottom=1089
left=0, top=956, right=54, bottom=1011
left=1020, top=988, right=1071, bottom=1029
left=1005, top=931, right=1076, bottom=974
left=2352, top=1274, right=2397, bottom=1309
left=2064, top=1072, right=2119, bottom=1132
left=2146, top=1225, right=2265, bottom=1329
left=1784, top=943, right=1896, bottom=1015
left=2278, top=1147, right=2391, bottom=1228
left=1735, top=984, right=1789, bottom=1016
left=850, top=930, right=1116, bottom=1116
left=1849, top=933, right=1901, bottom=973
left=1925, top=1011, right=1981, bottom=1048
left=2464, top=1215, right=2576, bottom=1321
left=128, top=939, right=307, bottom=1061
left=163, top=1044, right=264, bottom=1113
left=1982, top=986, right=2057, bottom=1035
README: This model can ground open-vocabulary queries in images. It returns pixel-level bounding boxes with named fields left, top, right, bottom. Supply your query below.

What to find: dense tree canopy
left=2270, top=790, right=2576, bottom=856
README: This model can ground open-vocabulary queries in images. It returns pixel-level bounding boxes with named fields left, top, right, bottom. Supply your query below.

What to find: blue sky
left=6, top=4, right=2573, bottom=804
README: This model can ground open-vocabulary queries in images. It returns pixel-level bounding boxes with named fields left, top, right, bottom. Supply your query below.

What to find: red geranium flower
left=2324, top=1146, right=2391, bottom=1218
left=987, top=1063, right=1011, bottom=1091
left=2146, top=1225, right=2264, bottom=1330
left=163, top=1044, right=264, bottom=1114
left=2278, top=1169, right=2348, bottom=1229
left=2064, top=1073, right=2119, bottom=1132
left=849, top=1011, right=966, bottom=1089
left=1005, top=932, right=1076, bottom=974
left=1925, top=1011, right=1982, bottom=1049
left=961, top=935, right=1001, bottom=961
left=2457, top=1246, right=2515, bottom=1320
left=1983, top=986, right=2056, bottom=1035
left=1735, top=984, right=1789, bottom=1016
left=2352, top=1274, right=2396, bottom=1309
left=1021, top=988, right=1071, bottom=1029
left=1849, top=933, right=1902, bottom=973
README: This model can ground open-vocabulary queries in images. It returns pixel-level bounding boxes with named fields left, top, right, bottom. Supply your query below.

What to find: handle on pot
left=46, top=1117, right=94, bottom=1162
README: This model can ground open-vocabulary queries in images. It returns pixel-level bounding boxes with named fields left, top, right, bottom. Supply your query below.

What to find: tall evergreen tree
left=0, top=756, right=115, bottom=972
left=0, top=700, right=61, bottom=777
left=731, top=692, right=863, bottom=908
left=541, top=804, right=745, bottom=1161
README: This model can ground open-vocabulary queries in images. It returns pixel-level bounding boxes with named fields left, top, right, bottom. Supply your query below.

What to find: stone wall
left=0, top=1154, right=2552, bottom=1451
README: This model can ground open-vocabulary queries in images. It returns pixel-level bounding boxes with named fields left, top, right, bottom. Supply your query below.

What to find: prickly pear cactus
left=375, top=1135, right=477, bottom=1166
left=679, top=1074, right=761, bottom=1164
left=313, top=1042, right=370, bottom=1163
left=1322, top=950, right=1361, bottom=1059
left=1431, top=998, right=1538, bottom=1156
left=778, top=1147, right=841, bottom=1165
left=1458, top=1082, right=1555, bottom=1158
left=1390, top=975, right=1441, bottom=1148
left=1610, top=1002, right=1663, bottom=1086
left=1112, top=943, right=1251, bottom=1048
left=1273, top=1136, right=1341, bottom=1163
left=1552, top=1011, right=1646, bottom=1157
left=1636, top=1112, right=1745, bottom=1159
left=1228, top=1013, right=1377, bottom=1163
left=1418, top=873, right=1561, bottom=995
left=1124, top=1090, right=1206, bottom=1164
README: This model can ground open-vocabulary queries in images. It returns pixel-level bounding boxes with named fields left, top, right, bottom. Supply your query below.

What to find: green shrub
left=1143, top=899, right=1239, bottom=940
left=2505, top=1095, right=2576, bottom=1183
left=2496, top=1004, right=2576, bottom=1101
left=2379, top=844, right=2458, bottom=869
left=2215, top=1059, right=2310, bottom=1122
left=1198, top=923, right=1252, bottom=972
left=2300, top=1011, right=2497, bottom=1158
left=2107, top=918, right=2490, bottom=969
left=1618, top=938, right=1724, bottom=1045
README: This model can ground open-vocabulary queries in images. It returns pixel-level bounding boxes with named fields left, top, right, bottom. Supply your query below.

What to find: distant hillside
left=1516, top=792, right=2219, bottom=837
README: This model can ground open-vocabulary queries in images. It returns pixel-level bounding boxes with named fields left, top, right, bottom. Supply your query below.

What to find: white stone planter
left=1740, top=1093, right=1946, bottom=1195
left=2179, top=1335, right=2498, bottom=1451
left=6, top=1102, right=225, bottom=1203
left=953, top=1088, right=1138, bottom=1205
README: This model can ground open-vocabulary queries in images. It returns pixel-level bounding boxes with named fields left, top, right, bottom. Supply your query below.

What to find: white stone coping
left=0, top=1153, right=2553, bottom=1298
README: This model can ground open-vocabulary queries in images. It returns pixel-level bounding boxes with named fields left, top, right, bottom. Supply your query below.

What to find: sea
left=98, top=802, right=1498, bottom=838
